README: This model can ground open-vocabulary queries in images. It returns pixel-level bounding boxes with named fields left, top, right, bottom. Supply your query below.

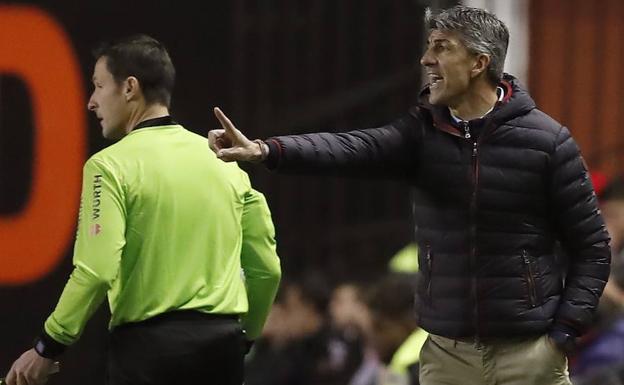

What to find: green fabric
left=389, top=243, right=419, bottom=273
left=44, top=124, right=281, bottom=344
left=389, top=328, right=428, bottom=374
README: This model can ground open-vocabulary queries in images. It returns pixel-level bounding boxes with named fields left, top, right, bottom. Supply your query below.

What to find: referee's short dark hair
left=93, top=34, right=175, bottom=108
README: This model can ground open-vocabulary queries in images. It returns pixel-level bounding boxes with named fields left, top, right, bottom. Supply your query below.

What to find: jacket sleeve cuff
left=550, top=321, right=579, bottom=337
left=263, top=139, right=282, bottom=170
left=33, top=330, right=68, bottom=359
left=548, top=324, right=578, bottom=353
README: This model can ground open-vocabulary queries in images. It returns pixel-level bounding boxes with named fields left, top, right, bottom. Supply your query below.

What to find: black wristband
left=33, top=331, right=67, bottom=359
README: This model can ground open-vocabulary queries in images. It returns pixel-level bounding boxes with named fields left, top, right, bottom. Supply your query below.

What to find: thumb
left=217, top=147, right=247, bottom=162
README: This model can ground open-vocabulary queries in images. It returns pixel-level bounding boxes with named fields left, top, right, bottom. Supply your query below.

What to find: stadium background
left=1, top=0, right=622, bottom=383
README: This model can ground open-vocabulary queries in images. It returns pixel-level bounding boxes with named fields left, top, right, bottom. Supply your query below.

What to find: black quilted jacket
left=264, top=74, right=611, bottom=338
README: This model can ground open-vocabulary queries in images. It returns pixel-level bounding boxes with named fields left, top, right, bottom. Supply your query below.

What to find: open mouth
left=429, top=74, right=443, bottom=88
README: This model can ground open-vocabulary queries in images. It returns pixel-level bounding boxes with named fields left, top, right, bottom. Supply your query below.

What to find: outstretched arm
left=208, top=107, right=423, bottom=178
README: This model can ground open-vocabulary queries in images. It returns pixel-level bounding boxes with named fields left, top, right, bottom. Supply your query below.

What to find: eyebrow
left=429, top=38, right=451, bottom=45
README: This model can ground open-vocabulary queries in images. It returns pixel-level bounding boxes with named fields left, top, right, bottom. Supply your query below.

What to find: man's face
left=420, top=29, right=480, bottom=107
left=87, top=57, right=130, bottom=140
left=329, top=284, right=371, bottom=334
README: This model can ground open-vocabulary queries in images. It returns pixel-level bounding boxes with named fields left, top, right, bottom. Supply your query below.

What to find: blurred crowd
left=568, top=174, right=624, bottom=385
left=245, top=265, right=424, bottom=385
left=243, top=173, right=624, bottom=385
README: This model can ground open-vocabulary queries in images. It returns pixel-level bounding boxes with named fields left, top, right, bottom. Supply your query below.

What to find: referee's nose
left=87, top=97, right=97, bottom=111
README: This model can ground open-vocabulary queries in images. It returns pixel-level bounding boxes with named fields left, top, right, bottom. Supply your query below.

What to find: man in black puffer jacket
left=209, top=5, right=610, bottom=385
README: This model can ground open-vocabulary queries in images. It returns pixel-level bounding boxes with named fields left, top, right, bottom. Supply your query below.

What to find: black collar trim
left=133, top=116, right=176, bottom=131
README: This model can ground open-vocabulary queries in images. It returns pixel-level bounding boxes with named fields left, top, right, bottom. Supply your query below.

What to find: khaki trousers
left=419, top=334, right=572, bottom=385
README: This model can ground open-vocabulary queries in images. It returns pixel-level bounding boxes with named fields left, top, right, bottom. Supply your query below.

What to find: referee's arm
left=239, top=188, right=281, bottom=340
left=5, top=158, right=124, bottom=384
left=42, top=158, right=125, bottom=355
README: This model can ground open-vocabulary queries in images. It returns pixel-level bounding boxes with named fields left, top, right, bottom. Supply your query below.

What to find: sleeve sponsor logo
left=89, top=223, right=101, bottom=236
left=92, top=174, right=102, bottom=221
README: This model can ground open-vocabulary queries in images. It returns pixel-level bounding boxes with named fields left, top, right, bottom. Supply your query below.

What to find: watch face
left=35, top=339, right=46, bottom=355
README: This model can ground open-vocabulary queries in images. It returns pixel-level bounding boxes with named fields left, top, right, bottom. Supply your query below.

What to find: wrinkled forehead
left=426, top=29, right=463, bottom=46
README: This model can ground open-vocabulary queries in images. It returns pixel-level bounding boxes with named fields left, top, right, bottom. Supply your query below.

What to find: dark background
left=0, top=0, right=455, bottom=383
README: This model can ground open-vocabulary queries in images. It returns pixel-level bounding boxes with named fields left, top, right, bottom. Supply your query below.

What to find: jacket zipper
left=466, top=119, right=480, bottom=341
left=463, top=121, right=471, bottom=139
left=426, top=244, right=433, bottom=302
left=522, top=250, right=538, bottom=307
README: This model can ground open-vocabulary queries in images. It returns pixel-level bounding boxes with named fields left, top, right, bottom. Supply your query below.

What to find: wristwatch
left=33, top=332, right=67, bottom=359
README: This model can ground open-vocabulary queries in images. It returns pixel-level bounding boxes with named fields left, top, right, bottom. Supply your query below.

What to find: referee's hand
left=5, top=349, right=59, bottom=385
left=209, top=107, right=267, bottom=163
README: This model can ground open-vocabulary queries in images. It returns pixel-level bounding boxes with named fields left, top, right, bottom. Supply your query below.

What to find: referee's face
left=87, top=57, right=131, bottom=140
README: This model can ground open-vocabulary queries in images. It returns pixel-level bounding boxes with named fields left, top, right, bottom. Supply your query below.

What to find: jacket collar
left=413, top=73, right=536, bottom=138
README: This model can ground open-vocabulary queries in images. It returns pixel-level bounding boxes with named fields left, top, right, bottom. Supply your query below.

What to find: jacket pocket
left=426, top=244, right=433, bottom=303
left=522, top=250, right=538, bottom=308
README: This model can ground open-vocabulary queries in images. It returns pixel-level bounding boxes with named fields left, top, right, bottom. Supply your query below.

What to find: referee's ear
left=123, top=76, right=141, bottom=102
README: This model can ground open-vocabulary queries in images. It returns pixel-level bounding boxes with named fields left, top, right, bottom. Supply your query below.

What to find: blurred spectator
left=366, top=273, right=427, bottom=385
left=600, top=176, right=624, bottom=254
left=245, top=301, right=291, bottom=385
left=246, top=272, right=362, bottom=385
left=330, top=282, right=381, bottom=385
left=330, top=283, right=374, bottom=341
left=570, top=175, right=624, bottom=384
left=571, top=281, right=624, bottom=385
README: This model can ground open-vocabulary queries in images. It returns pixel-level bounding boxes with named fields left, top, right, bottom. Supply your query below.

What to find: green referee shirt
left=44, top=119, right=281, bottom=346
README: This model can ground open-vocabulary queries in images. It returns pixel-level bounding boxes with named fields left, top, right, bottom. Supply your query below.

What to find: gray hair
left=425, top=6, right=509, bottom=85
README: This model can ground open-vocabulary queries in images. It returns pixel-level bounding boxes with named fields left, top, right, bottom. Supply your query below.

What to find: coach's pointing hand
left=209, top=107, right=268, bottom=163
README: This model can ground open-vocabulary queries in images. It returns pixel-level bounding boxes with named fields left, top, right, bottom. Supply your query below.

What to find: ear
left=123, top=76, right=140, bottom=102
left=471, top=54, right=491, bottom=79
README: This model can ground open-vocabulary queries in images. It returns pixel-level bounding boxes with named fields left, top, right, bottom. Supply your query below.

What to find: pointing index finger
left=213, top=107, right=236, bottom=132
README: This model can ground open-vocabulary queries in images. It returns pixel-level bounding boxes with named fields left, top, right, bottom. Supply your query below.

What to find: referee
left=5, top=35, right=281, bottom=385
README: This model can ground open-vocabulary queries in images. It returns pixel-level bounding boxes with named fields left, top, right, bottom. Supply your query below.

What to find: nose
left=87, top=95, right=97, bottom=111
left=420, top=48, right=435, bottom=67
